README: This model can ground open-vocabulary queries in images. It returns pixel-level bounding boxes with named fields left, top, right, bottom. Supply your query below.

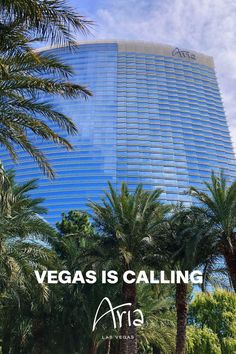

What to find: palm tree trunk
left=111, top=341, right=119, bottom=354
left=152, top=346, right=161, bottom=354
left=2, top=330, right=11, bottom=354
left=119, top=281, right=137, bottom=354
left=223, top=248, right=236, bottom=292
left=105, top=338, right=111, bottom=354
left=175, top=281, right=188, bottom=354
left=32, top=319, right=44, bottom=354
left=89, top=339, right=98, bottom=354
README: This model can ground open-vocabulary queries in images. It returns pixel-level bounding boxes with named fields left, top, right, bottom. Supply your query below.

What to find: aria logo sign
left=92, top=297, right=144, bottom=332
left=172, top=47, right=196, bottom=60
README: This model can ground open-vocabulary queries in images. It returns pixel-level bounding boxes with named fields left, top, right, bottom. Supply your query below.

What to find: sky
left=70, top=0, right=236, bottom=152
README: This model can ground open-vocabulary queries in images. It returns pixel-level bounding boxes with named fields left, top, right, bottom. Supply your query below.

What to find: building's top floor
left=37, top=40, right=214, bottom=69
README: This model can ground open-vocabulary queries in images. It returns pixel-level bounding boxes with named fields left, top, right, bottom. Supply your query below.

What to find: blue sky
left=69, top=0, right=236, bottom=152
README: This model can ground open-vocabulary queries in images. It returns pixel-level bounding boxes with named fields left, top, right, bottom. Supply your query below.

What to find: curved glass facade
left=1, top=41, right=235, bottom=224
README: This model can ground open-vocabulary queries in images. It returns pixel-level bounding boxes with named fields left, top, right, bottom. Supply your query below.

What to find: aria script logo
left=172, top=47, right=197, bottom=60
left=92, top=297, right=144, bottom=332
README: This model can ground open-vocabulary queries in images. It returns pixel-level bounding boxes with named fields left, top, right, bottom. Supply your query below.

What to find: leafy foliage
left=186, top=326, right=221, bottom=354
left=189, top=289, right=236, bottom=353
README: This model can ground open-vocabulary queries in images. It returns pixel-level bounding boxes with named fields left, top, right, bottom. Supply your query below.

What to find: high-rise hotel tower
left=1, top=41, right=235, bottom=223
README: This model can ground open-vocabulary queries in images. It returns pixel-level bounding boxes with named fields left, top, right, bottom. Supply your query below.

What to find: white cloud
left=82, top=0, right=236, bottom=152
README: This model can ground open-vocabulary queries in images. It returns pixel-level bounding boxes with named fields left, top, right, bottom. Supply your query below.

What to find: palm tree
left=0, top=0, right=92, bottom=46
left=0, top=24, right=92, bottom=177
left=45, top=210, right=119, bottom=354
left=189, top=172, right=236, bottom=291
left=89, top=183, right=168, bottom=354
left=152, top=206, right=216, bottom=354
left=137, top=284, right=176, bottom=354
left=0, top=241, right=55, bottom=354
left=0, top=1, right=92, bottom=177
left=0, top=164, right=57, bottom=353
left=0, top=163, right=55, bottom=281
